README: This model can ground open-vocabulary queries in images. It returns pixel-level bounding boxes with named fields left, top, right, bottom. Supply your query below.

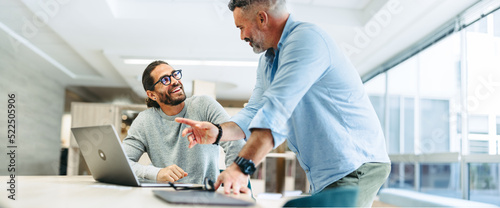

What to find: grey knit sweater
left=122, top=95, right=245, bottom=184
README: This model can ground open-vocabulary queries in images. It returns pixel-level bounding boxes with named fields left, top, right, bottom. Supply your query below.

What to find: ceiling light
left=124, top=59, right=258, bottom=67
left=0, top=21, right=77, bottom=78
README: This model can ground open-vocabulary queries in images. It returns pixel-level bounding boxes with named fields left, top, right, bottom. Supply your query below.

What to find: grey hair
left=228, top=0, right=287, bottom=16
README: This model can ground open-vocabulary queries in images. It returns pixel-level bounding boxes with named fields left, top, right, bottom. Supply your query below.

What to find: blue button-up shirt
left=230, top=15, right=390, bottom=194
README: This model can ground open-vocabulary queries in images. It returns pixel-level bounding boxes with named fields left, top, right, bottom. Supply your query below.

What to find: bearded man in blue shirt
left=176, top=0, right=391, bottom=206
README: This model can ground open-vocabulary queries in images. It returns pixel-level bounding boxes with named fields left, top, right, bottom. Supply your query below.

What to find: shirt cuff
left=248, top=108, right=288, bottom=148
left=230, top=112, right=253, bottom=141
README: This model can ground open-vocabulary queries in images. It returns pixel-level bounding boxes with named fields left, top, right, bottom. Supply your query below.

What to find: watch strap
left=211, top=123, right=222, bottom=145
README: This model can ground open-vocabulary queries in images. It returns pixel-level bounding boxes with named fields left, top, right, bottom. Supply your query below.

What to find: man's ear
left=146, top=90, right=157, bottom=101
left=256, top=11, right=268, bottom=28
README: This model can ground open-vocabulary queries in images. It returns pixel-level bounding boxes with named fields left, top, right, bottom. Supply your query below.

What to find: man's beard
left=249, top=30, right=267, bottom=54
left=159, top=84, right=186, bottom=106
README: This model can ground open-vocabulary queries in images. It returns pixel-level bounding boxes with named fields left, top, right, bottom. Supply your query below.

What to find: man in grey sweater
left=122, top=60, right=245, bottom=184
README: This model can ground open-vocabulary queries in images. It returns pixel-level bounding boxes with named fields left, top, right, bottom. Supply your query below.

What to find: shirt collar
left=264, top=14, right=295, bottom=59
left=277, top=14, right=295, bottom=51
left=155, top=103, right=187, bottom=121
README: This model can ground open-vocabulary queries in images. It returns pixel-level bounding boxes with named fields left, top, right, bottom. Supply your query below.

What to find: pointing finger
left=175, top=117, right=198, bottom=126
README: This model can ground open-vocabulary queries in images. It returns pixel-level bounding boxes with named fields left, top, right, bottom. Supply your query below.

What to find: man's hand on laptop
left=157, top=164, right=188, bottom=182
left=175, top=117, right=218, bottom=148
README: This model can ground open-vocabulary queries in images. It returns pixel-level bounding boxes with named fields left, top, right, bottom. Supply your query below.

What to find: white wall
left=0, top=50, right=65, bottom=175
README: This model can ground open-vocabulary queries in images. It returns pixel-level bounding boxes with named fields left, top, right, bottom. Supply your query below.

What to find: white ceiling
left=0, top=0, right=479, bottom=102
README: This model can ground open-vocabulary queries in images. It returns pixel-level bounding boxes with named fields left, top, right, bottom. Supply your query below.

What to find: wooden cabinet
left=67, top=102, right=147, bottom=175
left=250, top=151, right=310, bottom=196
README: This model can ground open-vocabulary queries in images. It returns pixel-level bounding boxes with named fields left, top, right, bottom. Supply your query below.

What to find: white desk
left=0, top=176, right=257, bottom=208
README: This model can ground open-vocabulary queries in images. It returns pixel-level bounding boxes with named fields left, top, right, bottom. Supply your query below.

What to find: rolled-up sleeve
left=230, top=110, right=253, bottom=140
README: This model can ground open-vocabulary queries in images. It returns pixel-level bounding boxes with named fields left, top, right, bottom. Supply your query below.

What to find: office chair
left=283, top=186, right=358, bottom=207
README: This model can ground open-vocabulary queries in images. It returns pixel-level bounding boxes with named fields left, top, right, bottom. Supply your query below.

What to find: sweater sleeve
left=122, top=113, right=162, bottom=180
left=220, top=139, right=245, bottom=168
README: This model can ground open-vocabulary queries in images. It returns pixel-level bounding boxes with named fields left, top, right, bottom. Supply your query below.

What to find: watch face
left=244, top=166, right=252, bottom=173
left=248, top=166, right=256, bottom=174
left=243, top=163, right=256, bottom=175
left=236, top=156, right=256, bottom=175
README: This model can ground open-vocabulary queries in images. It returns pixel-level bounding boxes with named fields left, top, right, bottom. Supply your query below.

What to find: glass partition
left=469, top=163, right=500, bottom=205
left=364, top=3, right=500, bottom=206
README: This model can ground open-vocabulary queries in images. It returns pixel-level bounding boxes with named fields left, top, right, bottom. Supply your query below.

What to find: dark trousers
left=323, top=162, right=391, bottom=207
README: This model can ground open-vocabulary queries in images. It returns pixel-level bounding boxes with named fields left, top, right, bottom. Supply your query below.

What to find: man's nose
left=170, top=77, right=180, bottom=85
left=240, top=30, right=245, bottom=41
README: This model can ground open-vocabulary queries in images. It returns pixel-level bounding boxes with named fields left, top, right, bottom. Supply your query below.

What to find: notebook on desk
left=153, top=190, right=254, bottom=206
left=71, top=125, right=193, bottom=188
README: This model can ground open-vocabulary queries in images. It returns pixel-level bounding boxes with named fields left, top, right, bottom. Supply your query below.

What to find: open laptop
left=71, top=125, right=193, bottom=187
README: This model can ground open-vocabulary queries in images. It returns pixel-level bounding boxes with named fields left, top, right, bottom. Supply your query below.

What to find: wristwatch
left=211, top=122, right=222, bottom=145
left=234, top=156, right=256, bottom=175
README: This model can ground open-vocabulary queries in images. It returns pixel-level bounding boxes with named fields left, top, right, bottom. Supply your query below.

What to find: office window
left=365, top=73, right=387, bottom=128
left=469, top=140, right=490, bottom=155
left=468, top=115, right=492, bottom=153
left=388, top=96, right=401, bottom=154
left=388, top=163, right=415, bottom=190
left=404, top=98, right=415, bottom=153
left=457, top=113, right=462, bottom=134
left=387, top=57, right=418, bottom=96
left=497, top=116, right=500, bottom=135
left=369, top=95, right=385, bottom=127
left=468, top=17, right=488, bottom=34
left=387, top=58, right=418, bottom=154
left=364, top=4, right=500, bottom=205
left=469, top=115, right=489, bottom=134
left=420, top=163, right=461, bottom=199
left=494, top=12, right=500, bottom=37
left=470, top=163, right=500, bottom=205
left=466, top=7, right=500, bottom=157
left=418, top=33, right=461, bottom=99
left=420, top=99, right=450, bottom=153
left=383, top=95, right=418, bottom=154
left=364, top=72, right=386, bottom=95
left=418, top=32, right=460, bottom=154
left=468, top=116, right=490, bottom=155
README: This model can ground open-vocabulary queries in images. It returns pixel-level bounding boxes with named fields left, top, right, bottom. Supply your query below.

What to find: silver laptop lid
left=71, top=125, right=141, bottom=186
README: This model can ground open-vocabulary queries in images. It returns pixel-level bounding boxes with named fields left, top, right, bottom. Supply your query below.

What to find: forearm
left=123, top=141, right=159, bottom=179
left=220, top=121, right=246, bottom=141
left=129, top=160, right=162, bottom=180
left=237, top=128, right=274, bottom=165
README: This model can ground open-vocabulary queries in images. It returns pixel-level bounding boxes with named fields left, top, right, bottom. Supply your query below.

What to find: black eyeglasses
left=169, top=177, right=215, bottom=192
left=150, top=70, right=182, bottom=90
